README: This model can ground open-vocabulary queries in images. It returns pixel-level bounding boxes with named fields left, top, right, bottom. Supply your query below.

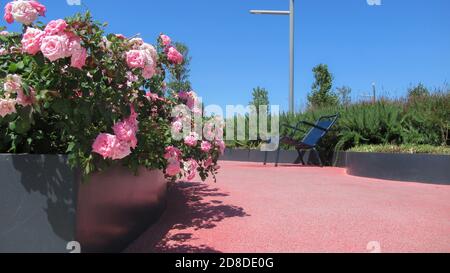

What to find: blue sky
left=3, top=0, right=450, bottom=112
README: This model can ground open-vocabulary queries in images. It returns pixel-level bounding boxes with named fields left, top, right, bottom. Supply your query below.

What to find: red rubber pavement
left=126, top=161, right=450, bottom=253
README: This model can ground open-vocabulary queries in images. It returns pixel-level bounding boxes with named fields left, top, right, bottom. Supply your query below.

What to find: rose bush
left=0, top=1, right=224, bottom=181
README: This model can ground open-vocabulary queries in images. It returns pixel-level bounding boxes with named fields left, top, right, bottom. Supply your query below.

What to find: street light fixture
left=250, top=0, right=295, bottom=114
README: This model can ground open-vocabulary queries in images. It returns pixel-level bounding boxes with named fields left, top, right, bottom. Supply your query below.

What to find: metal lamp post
left=250, top=0, right=295, bottom=114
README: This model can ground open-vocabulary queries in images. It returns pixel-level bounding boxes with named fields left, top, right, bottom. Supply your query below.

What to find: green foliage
left=407, top=83, right=430, bottom=99
left=350, top=144, right=450, bottom=155
left=307, top=64, right=338, bottom=109
left=336, top=86, right=352, bottom=106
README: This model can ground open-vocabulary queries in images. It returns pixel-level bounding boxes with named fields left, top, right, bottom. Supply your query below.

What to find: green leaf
left=8, top=63, right=18, bottom=73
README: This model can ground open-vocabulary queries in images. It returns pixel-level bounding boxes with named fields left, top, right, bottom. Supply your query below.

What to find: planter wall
left=221, top=148, right=322, bottom=165
left=76, top=166, right=167, bottom=253
left=222, top=149, right=450, bottom=185
left=0, top=155, right=77, bottom=253
left=0, top=154, right=167, bottom=253
left=344, top=152, right=450, bottom=185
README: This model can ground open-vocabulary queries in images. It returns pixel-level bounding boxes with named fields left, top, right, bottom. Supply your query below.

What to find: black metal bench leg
left=264, top=151, right=268, bottom=166
left=312, top=148, right=323, bottom=167
left=275, top=147, right=281, bottom=167
left=294, top=149, right=306, bottom=165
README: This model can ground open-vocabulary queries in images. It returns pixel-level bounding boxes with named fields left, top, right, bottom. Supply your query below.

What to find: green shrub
left=225, top=88, right=450, bottom=165
left=349, top=144, right=450, bottom=155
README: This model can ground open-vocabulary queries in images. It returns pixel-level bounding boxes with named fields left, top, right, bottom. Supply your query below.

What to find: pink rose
left=166, top=46, right=183, bottom=65
left=146, top=91, right=161, bottom=102
left=126, top=71, right=138, bottom=83
left=40, top=34, right=70, bottom=62
left=113, top=114, right=139, bottom=149
left=44, top=19, right=68, bottom=35
left=92, top=133, right=132, bottom=160
left=178, top=91, right=198, bottom=110
left=142, top=64, right=155, bottom=79
left=16, top=86, right=36, bottom=107
left=160, top=34, right=171, bottom=46
left=164, top=146, right=182, bottom=161
left=71, top=47, right=87, bottom=69
left=10, top=0, right=39, bottom=25
left=4, top=3, right=13, bottom=24
left=126, top=50, right=146, bottom=69
left=215, top=139, right=226, bottom=155
left=184, top=159, right=198, bottom=181
left=201, top=141, right=212, bottom=152
left=0, top=31, right=9, bottom=36
left=92, top=133, right=116, bottom=159
left=184, top=132, right=199, bottom=147
left=21, top=27, right=45, bottom=55
left=0, top=48, right=7, bottom=56
left=110, top=140, right=133, bottom=160
left=29, top=1, right=46, bottom=16
left=204, top=157, right=213, bottom=168
left=166, top=159, right=181, bottom=177
left=0, top=98, right=16, bottom=117
left=115, top=34, right=126, bottom=40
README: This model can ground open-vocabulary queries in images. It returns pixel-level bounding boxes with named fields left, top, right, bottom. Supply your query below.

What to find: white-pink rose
left=40, top=34, right=70, bottom=62
left=129, top=38, right=144, bottom=49
left=21, top=27, right=45, bottom=55
left=0, top=98, right=16, bottom=117
left=44, top=19, right=68, bottom=35
left=3, top=74, right=22, bottom=95
left=10, top=0, right=39, bottom=25
left=140, top=43, right=158, bottom=62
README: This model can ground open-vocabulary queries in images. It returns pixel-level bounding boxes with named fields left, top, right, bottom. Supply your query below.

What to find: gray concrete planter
left=221, top=148, right=322, bottom=165
left=0, top=154, right=167, bottom=253
left=337, top=152, right=450, bottom=185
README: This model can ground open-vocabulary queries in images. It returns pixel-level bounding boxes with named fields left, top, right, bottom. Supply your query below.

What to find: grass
left=349, top=144, right=450, bottom=155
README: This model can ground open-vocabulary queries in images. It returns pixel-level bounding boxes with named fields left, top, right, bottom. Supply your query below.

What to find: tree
left=167, top=42, right=192, bottom=92
left=408, top=83, right=430, bottom=99
left=250, top=86, right=270, bottom=113
left=249, top=87, right=270, bottom=143
left=307, top=64, right=338, bottom=108
left=336, top=86, right=352, bottom=106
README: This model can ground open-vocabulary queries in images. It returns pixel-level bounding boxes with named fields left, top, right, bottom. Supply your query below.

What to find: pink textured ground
left=126, top=161, right=450, bottom=253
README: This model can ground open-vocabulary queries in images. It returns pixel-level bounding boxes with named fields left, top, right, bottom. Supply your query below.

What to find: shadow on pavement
left=125, top=182, right=249, bottom=253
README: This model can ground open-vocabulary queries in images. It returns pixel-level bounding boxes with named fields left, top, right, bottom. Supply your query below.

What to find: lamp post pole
left=289, top=0, right=295, bottom=114
left=250, top=0, right=296, bottom=114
